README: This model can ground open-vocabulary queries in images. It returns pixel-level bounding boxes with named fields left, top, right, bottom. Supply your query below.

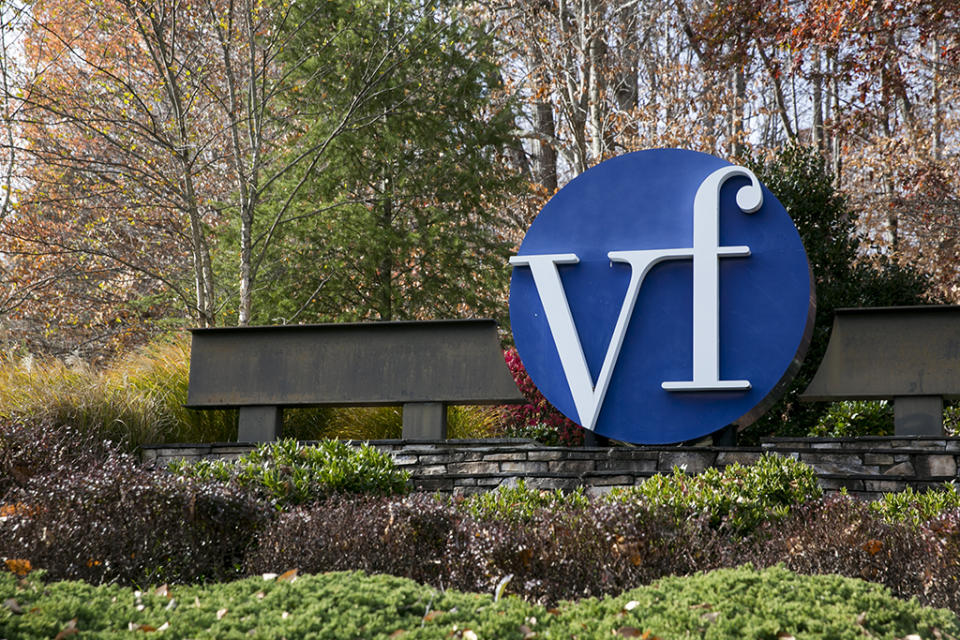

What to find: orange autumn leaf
left=862, top=539, right=883, bottom=555
left=4, top=559, right=32, bottom=576
left=0, top=503, right=35, bottom=517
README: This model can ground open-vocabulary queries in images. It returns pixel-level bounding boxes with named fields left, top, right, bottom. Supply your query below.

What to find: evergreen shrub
left=870, top=482, right=960, bottom=525
left=605, top=453, right=823, bottom=535
left=170, top=439, right=409, bottom=509
left=458, top=479, right=588, bottom=522
left=3, top=567, right=957, bottom=640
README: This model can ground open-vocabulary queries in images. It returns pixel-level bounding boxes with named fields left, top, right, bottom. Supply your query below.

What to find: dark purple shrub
left=247, top=494, right=724, bottom=605
left=498, top=347, right=583, bottom=446
left=922, top=507, right=960, bottom=613
left=745, top=494, right=948, bottom=609
left=0, top=451, right=269, bottom=585
left=244, top=493, right=464, bottom=586
left=0, top=417, right=116, bottom=498
left=446, top=501, right=723, bottom=603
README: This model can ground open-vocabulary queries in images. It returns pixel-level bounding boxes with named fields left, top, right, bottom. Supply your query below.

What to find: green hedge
left=2, top=567, right=957, bottom=639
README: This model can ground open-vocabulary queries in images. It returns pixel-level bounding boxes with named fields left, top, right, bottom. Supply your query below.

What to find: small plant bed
left=2, top=566, right=957, bottom=639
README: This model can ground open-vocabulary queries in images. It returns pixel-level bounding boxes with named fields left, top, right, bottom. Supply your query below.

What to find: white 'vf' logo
left=510, top=166, right=764, bottom=431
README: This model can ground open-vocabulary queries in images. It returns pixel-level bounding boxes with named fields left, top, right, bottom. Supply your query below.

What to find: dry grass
left=0, top=335, right=505, bottom=448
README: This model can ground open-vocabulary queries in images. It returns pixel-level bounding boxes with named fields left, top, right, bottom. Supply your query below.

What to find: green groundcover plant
left=2, top=566, right=957, bottom=639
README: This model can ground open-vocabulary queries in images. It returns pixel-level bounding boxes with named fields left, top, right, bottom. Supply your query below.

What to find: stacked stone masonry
left=140, top=435, right=960, bottom=500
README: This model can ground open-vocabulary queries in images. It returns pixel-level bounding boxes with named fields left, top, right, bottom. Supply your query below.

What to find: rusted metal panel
left=802, top=306, right=960, bottom=401
left=186, top=319, right=523, bottom=408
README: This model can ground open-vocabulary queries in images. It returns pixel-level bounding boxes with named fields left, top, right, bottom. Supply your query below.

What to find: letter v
left=511, top=249, right=692, bottom=430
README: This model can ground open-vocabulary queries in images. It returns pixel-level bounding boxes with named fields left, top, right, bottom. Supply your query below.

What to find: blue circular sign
left=509, top=149, right=814, bottom=444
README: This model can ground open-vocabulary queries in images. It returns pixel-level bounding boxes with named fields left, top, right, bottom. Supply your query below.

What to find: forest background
left=0, top=0, right=957, bottom=439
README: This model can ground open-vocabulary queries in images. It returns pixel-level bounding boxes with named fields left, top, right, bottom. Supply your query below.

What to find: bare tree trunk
left=528, top=47, right=559, bottom=194
left=757, top=44, right=796, bottom=142
left=586, top=0, right=605, bottom=161
left=729, top=65, right=746, bottom=158
left=931, top=37, right=942, bottom=161
left=0, top=14, right=16, bottom=222
left=129, top=4, right=217, bottom=326
left=812, top=46, right=824, bottom=152
left=829, top=49, right=842, bottom=188
left=612, top=2, right=639, bottom=149
left=534, top=100, right=559, bottom=194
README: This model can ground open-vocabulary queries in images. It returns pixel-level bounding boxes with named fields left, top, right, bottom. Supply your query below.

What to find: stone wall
left=141, top=435, right=960, bottom=500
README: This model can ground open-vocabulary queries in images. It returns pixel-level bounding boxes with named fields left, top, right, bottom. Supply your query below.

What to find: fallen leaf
left=262, top=573, right=278, bottom=581
left=856, top=612, right=867, bottom=626
left=4, top=559, right=31, bottom=576
left=277, top=569, right=298, bottom=583
left=54, top=618, right=79, bottom=640
left=623, top=601, right=640, bottom=612
left=616, top=627, right=644, bottom=637
left=155, top=584, right=170, bottom=598
left=700, top=612, right=720, bottom=623
left=777, top=633, right=796, bottom=640
left=423, top=610, right=445, bottom=622
left=255, top=591, right=266, bottom=600
left=216, top=608, right=228, bottom=620
left=463, top=630, right=478, bottom=640
left=389, top=631, right=406, bottom=639
left=901, top=635, right=922, bottom=640
left=518, top=624, right=536, bottom=639
left=128, top=622, right=158, bottom=632
left=862, top=539, right=883, bottom=555
left=3, top=598, right=23, bottom=614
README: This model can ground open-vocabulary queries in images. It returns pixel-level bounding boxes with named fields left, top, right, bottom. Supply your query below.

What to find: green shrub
left=870, top=483, right=960, bottom=526
left=808, top=400, right=894, bottom=437
left=605, top=454, right=823, bottom=535
left=2, top=567, right=957, bottom=639
left=458, top=479, right=588, bottom=522
left=549, top=565, right=959, bottom=640
left=171, top=439, right=409, bottom=509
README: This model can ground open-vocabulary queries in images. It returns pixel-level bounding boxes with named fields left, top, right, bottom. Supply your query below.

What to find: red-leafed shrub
left=498, top=347, right=584, bottom=446
left=0, top=451, right=269, bottom=585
